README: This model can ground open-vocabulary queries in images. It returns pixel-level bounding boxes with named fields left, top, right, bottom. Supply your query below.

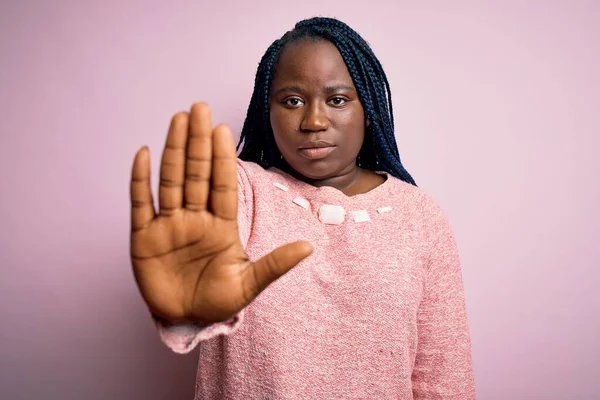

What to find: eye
left=282, top=97, right=304, bottom=108
left=328, top=97, right=347, bottom=107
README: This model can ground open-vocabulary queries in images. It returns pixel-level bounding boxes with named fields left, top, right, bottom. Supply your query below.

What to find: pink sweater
left=157, top=160, right=476, bottom=399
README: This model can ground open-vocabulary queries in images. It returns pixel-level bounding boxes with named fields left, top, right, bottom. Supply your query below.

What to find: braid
left=238, top=17, right=416, bottom=186
left=238, top=39, right=284, bottom=166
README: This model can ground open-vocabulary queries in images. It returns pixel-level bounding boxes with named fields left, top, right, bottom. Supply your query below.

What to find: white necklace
left=272, top=182, right=392, bottom=225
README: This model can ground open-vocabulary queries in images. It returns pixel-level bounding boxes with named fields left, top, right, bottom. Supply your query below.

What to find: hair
left=237, top=17, right=416, bottom=186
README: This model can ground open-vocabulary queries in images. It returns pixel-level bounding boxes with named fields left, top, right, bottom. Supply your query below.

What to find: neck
left=279, top=161, right=382, bottom=196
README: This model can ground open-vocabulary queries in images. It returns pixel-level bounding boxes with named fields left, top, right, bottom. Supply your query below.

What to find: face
left=269, top=39, right=367, bottom=180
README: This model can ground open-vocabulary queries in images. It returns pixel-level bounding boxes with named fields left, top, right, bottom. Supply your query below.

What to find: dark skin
left=270, top=39, right=386, bottom=196
left=129, top=40, right=384, bottom=325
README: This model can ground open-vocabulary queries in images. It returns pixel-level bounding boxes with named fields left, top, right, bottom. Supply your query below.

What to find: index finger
left=210, top=124, right=237, bottom=220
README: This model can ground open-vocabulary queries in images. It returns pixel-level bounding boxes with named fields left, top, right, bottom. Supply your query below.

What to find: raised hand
left=129, top=103, right=313, bottom=324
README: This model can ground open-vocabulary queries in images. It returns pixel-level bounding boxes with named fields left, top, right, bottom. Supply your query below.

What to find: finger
left=241, top=241, right=313, bottom=303
left=130, top=146, right=156, bottom=232
left=185, top=103, right=213, bottom=211
left=210, top=124, right=237, bottom=220
left=159, top=112, right=189, bottom=215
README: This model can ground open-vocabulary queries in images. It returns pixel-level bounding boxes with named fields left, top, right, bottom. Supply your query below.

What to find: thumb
left=241, top=241, right=313, bottom=303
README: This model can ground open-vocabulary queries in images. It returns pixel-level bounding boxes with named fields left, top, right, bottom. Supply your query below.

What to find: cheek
left=349, top=130, right=365, bottom=154
left=269, top=109, right=296, bottom=155
left=339, top=111, right=366, bottom=147
left=270, top=109, right=298, bottom=139
left=270, top=107, right=288, bottom=134
left=269, top=105, right=279, bottom=131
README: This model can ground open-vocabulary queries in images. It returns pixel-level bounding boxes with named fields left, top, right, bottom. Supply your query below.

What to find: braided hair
left=237, top=17, right=416, bottom=186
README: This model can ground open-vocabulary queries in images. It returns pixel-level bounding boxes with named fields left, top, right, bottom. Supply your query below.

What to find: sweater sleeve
left=153, top=159, right=254, bottom=354
left=411, top=201, right=476, bottom=399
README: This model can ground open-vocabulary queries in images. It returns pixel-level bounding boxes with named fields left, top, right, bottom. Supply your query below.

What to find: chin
left=290, top=159, right=339, bottom=180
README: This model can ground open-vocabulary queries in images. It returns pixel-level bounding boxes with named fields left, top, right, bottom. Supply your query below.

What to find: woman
left=130, top=17, right=475, bottom=399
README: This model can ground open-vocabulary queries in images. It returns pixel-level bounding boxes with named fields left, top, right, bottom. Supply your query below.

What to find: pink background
left=1, top=1, right=598, bottom=399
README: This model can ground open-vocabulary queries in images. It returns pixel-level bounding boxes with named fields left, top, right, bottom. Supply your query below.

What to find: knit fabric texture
left=156, top=159, right=476, bottom=399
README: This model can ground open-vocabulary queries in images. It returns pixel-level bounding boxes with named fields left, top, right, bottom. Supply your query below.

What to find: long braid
left=238, top=39, right=284, bottom=166
left=238, top=17, right=416, bottom=186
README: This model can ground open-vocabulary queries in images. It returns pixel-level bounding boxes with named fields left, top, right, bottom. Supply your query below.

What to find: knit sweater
left=156, top=159, right=476, bottom=399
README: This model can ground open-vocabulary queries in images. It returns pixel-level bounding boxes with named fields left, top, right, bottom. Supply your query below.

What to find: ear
left=366, top=119, right=371, bottom=128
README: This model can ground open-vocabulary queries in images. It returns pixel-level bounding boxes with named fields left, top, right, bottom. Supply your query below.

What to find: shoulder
left=236, top=158, right=263, bottom=176
left=236, top=159, right=281, bottom=184
left=385, top=178, right=458, bottom=263
left=385, top=176, right=450, bottom=231
left=236, top=158, right=295, bottom=192
left=236, top=158, right=261, bottom=177
left=237, top=158, right=303, bottom=182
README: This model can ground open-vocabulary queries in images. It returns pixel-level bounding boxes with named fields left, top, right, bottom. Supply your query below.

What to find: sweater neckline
left=268, top=166, right=392, bottom=205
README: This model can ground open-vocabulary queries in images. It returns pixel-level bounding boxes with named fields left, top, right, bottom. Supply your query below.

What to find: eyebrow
left=273, top=84, right=356, bottom=96
left=324, top=85, right=355, bottom=93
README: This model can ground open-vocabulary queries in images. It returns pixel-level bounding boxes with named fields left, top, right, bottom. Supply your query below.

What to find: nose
left=300, top=103, right=329, bottom=132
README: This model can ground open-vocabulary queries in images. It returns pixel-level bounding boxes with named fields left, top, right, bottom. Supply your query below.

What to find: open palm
left=129, top=103, right=312, bottom=324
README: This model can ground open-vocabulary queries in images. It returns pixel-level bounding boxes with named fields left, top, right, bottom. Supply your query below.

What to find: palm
left=129, top=103, right=312, bottom=325
left=132, top=210, right=247, bottom=323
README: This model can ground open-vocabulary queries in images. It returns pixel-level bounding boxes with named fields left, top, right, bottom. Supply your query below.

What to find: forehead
left=272, top=39, right=353, bottom=86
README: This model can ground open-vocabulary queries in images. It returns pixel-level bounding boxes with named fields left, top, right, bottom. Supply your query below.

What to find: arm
left=153, top=160, right=254, bottom=354
left=411, top=204, right=476, bottom=399
left=131, top=104, right=311, bottom=355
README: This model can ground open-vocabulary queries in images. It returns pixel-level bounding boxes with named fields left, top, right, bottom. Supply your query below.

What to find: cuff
left=154, top=312, right=244, bottom=354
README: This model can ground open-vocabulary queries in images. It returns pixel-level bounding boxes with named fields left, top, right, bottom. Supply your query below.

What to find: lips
left=298, top=140, right=336, bottom=160
left=298, top=140, right=335, bottom=149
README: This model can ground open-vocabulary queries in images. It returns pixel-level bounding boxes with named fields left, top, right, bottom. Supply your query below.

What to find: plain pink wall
left=1, top=1, right=598, bottom=399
